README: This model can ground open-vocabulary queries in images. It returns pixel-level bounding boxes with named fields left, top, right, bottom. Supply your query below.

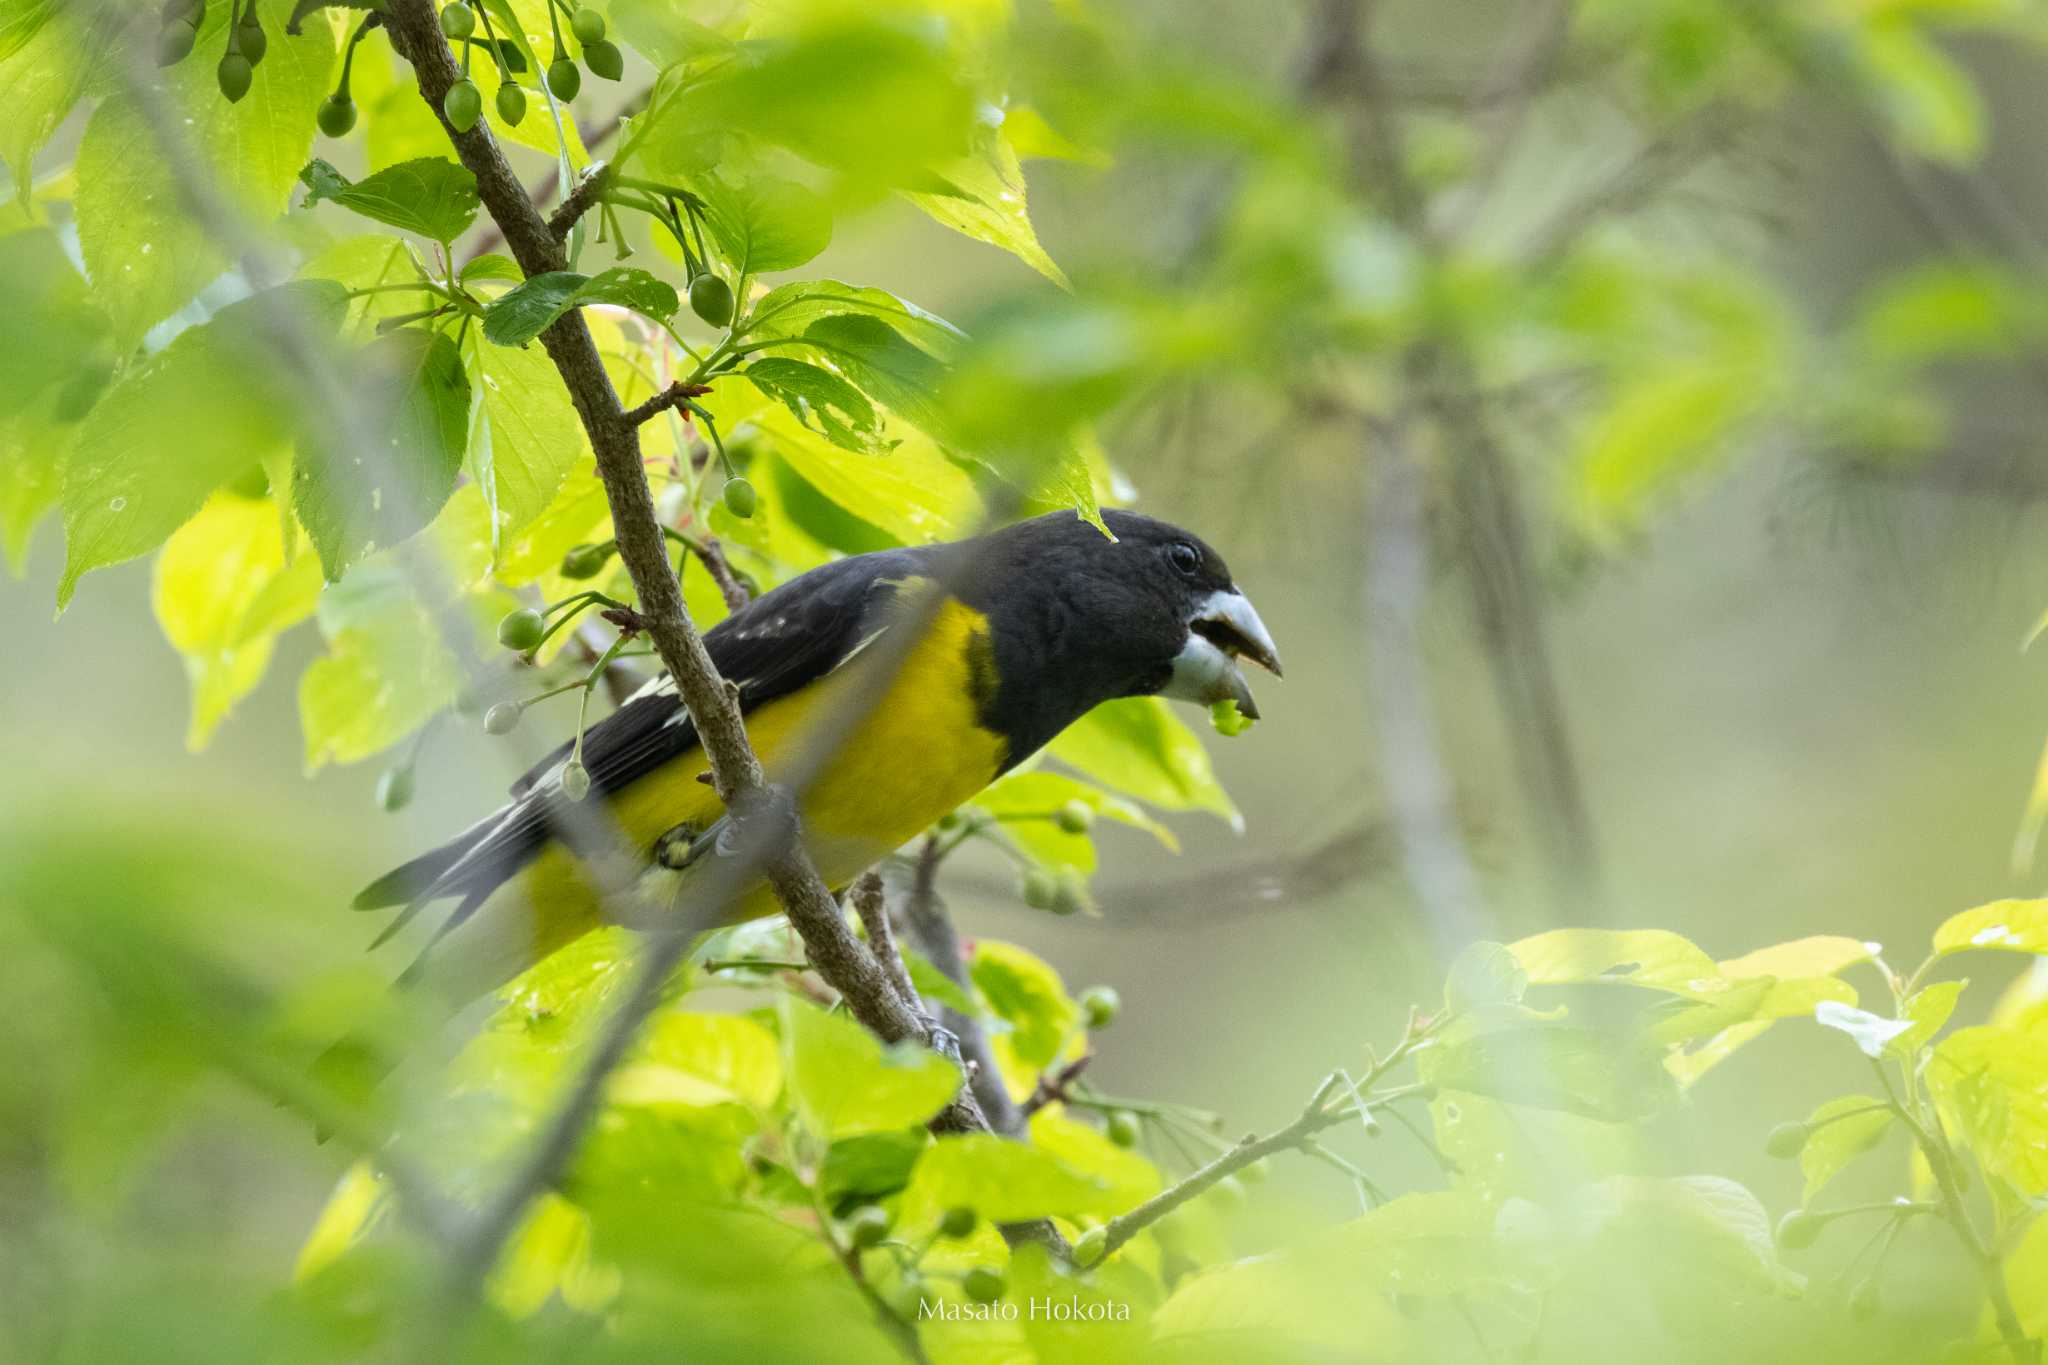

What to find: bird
left=354, top=508, right=1283, bottom=1005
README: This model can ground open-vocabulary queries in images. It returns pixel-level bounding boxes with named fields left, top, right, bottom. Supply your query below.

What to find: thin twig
left=623, top=380, right=713, bottom=426
left=852, top=871, right=920, bottom=1011
left=547, top=163, right=616, bottom=241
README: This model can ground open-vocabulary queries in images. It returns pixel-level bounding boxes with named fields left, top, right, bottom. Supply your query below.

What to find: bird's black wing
left=353, top=547, right=934, bottom=918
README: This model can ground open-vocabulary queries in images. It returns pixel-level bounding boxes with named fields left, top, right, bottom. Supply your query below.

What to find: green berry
left=483, top=701, right=523, bottom=735
left=561, top=759, right=591, bottom=802
left=688, top=273, right=735, bottom=327
left=495, top=80, right=527, bottom=127
left=936, top=811, right=963, bottom=832
left=498, top=607, right=546, bottom=651
left=237, top=14, right=265, bottom=64
left=722, top=476, right=757, bottom=519
left=546, top=57, right=581, bottom=100
left=1072, top=1226, right=1107, bottom=1268
left=939, top=1206, right=976, bottom=1240
left=317, top=94, right=357, bottom=138
left=1020, top=867, right=1058, bottom=910
left=439, top=1, right=475, bottom=39
left=570, top=6, right=606, bottom=44
left=962, top=1267, right=1005, bottom=1304
left=375, top=766, right=414, bottom=813
left=1775, top=1210, right=1822, bottom=1251
left=1080, top=985, right=1120, bottom=1030
left=1049, top=868, right=1087, bottom=916
left=157, top=18, right=200, bottom=66
left=1106, top=1110, right=1140, bottom=1148
left=1055, top=799, right=1094, bottom=834
left=582, top=38, right=623, bottom=81
left=444, top=78, right=483, bottom=133
left=1210, top=698, right=1253, bottom=737
left=1764, top=1122, right=1810, bottom=1160
left=559, top=542, right=613, bottom=579
left=217, top=52, right=252, bottom=102
left=847, top=1206, right=891, bottom=1249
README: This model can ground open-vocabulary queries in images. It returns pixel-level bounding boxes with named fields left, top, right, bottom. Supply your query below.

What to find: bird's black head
left=950, top=509, right=1283, bottom=764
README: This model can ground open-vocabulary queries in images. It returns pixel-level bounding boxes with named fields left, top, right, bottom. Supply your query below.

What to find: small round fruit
left=1055, top=800, right=1093, bottom=834
left=936, top=811, right=963, bottom=832
left=483, top=701, right=523, bottom=735
left=376, top=766, right=415, bottom=812
left=721, top=476, right=757, bottom=519
left=1775, top=1210, right=1822, bottom=1251
left=847, top=1206, right=891, bottom=1249
left=443, top=78, right=483, bottom=132
left=439, top=1, right=476, bottom=39
left=1106, top=1110, right=1140, bottom=1148
left=570, top=6, right=606, bottom=44
left=237, top=16, right=266, bottom=64
left=962, top=1267, right=1005, bottom=1304
left=1072, top=1226, right=1107, bottom=1268
left=1764, top=1122, right=1810, bottom=1160
left=217, top=52, right=253, bottom=102
left=498, top=607, right=547, bottom=651
left=317, top=94, right=357, bottom=137
left=1020, top=867, right=1058, bottom=910
left=582, top=38, right=624, bottom=80
left=157, top=19, right=199, bottom=66
left=546, top=57, right=581, bottom=100
left=1049, top=868, right=1087, bottom=916
left=495, top=80, right=527, bottom=126
left=1210, top=698, right=1253, bottom=736
left=1079, top=985, right=1120, bottom=1030
left=688, top=273, right=735, bottom=327
left=560, top=542, right=612, bottom=579
left=939, top=1207, right=977, bottom=1240
left=561, top=759, right=591, bottom=802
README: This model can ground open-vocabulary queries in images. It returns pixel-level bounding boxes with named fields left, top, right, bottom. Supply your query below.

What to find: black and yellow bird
left=355, top=509, right=1282, bottom=1003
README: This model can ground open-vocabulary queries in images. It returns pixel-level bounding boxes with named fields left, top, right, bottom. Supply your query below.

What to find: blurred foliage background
left=9, top=0, right=2048, bottom=1361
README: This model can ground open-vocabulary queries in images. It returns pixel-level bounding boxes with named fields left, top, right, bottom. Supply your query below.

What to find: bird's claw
left=925, top=1018, right=961, bottom=1063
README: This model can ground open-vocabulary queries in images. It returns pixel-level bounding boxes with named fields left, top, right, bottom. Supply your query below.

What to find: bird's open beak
left=1163, top=588, right=1284, bottom=720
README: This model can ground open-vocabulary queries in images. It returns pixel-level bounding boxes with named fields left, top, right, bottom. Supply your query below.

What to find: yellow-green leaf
left=1932, top=899, right=2048, bottom=957
left=1046, top=696, right=1239, bottom=825
left=1799, top=1095, right=1894, bottom=1204
left=779, top=995, right=959, bottom=1140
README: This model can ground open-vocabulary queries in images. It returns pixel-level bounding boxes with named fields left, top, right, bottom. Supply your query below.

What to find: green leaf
left=1894, top=978, right=1966, bottom=1055
left=0, top=227, right=109, bottom=412
left=1799, top=1095, right=1894, bottom=1204
left=795, top=313, right=953, bottom=441
left=662, top=23, right=975, bottom=188
left=779, top=996, right=959, bottom=1140
left=1046, top=696, right=1240, bottom=825
left=74, top=7, right=335, bottom=348
left=745, top=279, right=965, bottom=359
left=1, top=399, right=63, bottom=576
left=2008, top=1213, right=2048, bottom=1339
left=904, top=132, right=1067, bottom=287
left=58, top=282, right=347, bottom=609
left=752, top=408, right=981, bottom=546
left=1856, top=19, right=1984, bottom=165
left=1508, top=928, right=1721, bottom=994
left=152, top=492, right=321, bottom=750
left=293, top=329, right=470, bottom=579
left=697, top=172, right=832, bottom=275
left=1932, top=899, right=2048, bottom=956
left=461, top=253, right=526, bottom=285
left=0, top=0, right=122, bottom=204
left=1928, top=1023, right=2048, bottom=1195
left=1422, top=1020, right=1676, bottom=1124
left=467, top=334, right=586, bottom=542
left=972, top=769, right=1180, bottom=876
left=609, top=0, right=731, bottom=70
left=298, top=567, right=460, bottom=770
left=1570, top=1175, right=1795, bottom=1296
left=819, top=1132, right=924, bottom=1210
left=482, top=268, right=680, bottom=346
left=899, top=1135, right=1111, bottom=1227
left=901, top=950, right=977, bottom=1017
left=298, top=156, right=481, bottom=245
left=968, top=939, right=1076, bottom=1071
left=615, top=1009, right=782, bottom=1111
left=743, top=358, right=882, bottom=453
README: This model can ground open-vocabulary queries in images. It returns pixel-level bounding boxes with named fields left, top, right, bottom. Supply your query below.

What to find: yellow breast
left=502, top=596, right=1007, bottom=972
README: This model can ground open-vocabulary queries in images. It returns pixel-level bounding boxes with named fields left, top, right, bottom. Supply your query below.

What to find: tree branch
left=851, top=871, right=919, bottom=1009
left=547, top=163, right=616, bottom=241
left=379, top=0, right=1025, bottom=1282
left=623, top=380, right=712, bottom=426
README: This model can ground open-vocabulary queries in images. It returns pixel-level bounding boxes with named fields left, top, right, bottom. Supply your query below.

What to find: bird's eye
left=1166, top=542, right=1201, bottom=577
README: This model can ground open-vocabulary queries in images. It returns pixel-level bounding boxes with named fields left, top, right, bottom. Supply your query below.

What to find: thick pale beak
left=1162, top=588, right=1284, bottom=720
